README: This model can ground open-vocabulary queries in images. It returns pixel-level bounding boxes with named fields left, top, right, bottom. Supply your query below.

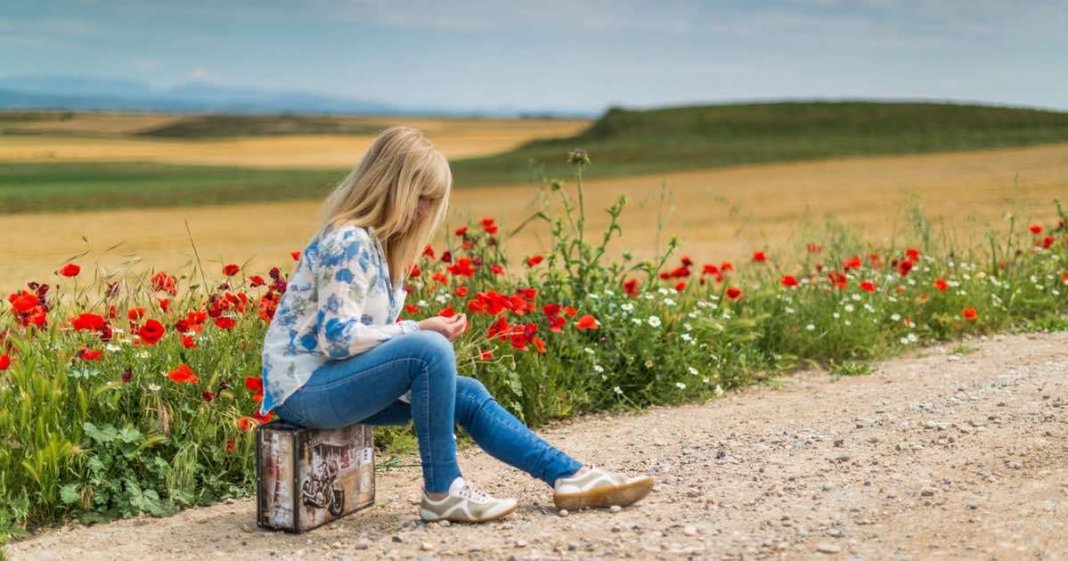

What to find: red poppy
left=807, top=243, right=822, bottom=254
left=1063, top=271, right=1068, bottom=284
left=121, top=369, right=132, bottom=383
left=680, top=256, right=694, bottom=267
left=291, top=250, right=301, bottom=261
left=905, top=248, right=922, bottom=261
left=167, top=363, right=199, bottom=384
left=59, top=263, right=81, bottom=277
left=933, top=278, right=948, bottom=292
left=422, top=244, right=435, bottom=258
left=720, top=261, right=734, bottom=272
left=1042, top=236, right=1054, bottom=249
left=962, top=307, right=978, bottom=321
left=158, top=298, right=171, bottom=312
left=201, top=390, right=215, bottom=402
left=1029, top=224, right=1043, bottom=234
left=71, top=313, right=106, bottom=332
left=249, top=275, right=266, bottom=287
left=454, top=285, right=469, bottom=297
left=138, top=319, right=166, bottom=345
left=225, top=439, right=236, bottom=454
left=150, top=272, right=178, bottom=296
left=253, top=409, right=274, bottom=423
left=725, top=287, right=742, bottom=300
left=479, top=348, right=494, bottom=361
left=245, top=375, right=263, bottom=393
left=454, top=226, right=468, bottom=237
left=780, top=275, right=799, bottom=288
left=439, top=307, right=456, bottom=318
left=701, top=264, right=719, bottom=276
left=525, top=255, right=544, bottom=267
left=668, top=266, right=690, bottom=278
left=547, top=315, right=566, bottom=332
left=222, top=264, right=240, bottom=276
left=828, top=272, right=848, bottom=290
left=9, top=290, right=38, bottom=314
left=78, top=347, right=102, bottom=361
left=752, top=250, right=767, bottom=263
left=859, top=280, right=876, bottom=293
left=127, top=307, right=145, bottom=321
left=180, top=335, right=197, bottom=349
left=447, top=258, right=476, bottom=277
left=235, top=416, right=256, bottom=432
left=675, top=281, right=687, bottom=292
left=842, top=256, right=862, bottom=271
left=623, top=278, right=640, bottom=296
left=490, top=263, right=505, bottom=275
left=214, top=316, right=236, bottom=330
left=572, top=314, right=598, bottom=329
left=0, top=354, right=10, bottom=371
left=897, top=259, right=914, bottom=276
left=532, top=336, right=546, bottom=354
left=563, top=306, right=577, bottom=317
left=480, top=218, right=498, bottom=234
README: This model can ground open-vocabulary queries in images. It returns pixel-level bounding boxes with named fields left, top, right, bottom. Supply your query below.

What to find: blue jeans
left=275, top=330, right=583, bottom=493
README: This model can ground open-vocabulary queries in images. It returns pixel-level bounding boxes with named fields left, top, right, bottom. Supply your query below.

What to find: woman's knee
left=457, top=376, right=490, bottom=400
left=455, top=376, right=492, bottom=422
left=404, top=329, right=456, bottom=362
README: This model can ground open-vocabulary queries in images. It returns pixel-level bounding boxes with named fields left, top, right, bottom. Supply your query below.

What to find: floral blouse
left=259, top=223, right=420, bottom=416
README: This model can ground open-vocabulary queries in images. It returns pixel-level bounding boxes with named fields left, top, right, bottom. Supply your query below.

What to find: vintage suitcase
left=255, top=420, right=375, bottom=532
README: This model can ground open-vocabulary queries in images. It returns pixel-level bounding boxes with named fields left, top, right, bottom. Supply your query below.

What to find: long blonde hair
left=316, top=126, right=451, bottom=288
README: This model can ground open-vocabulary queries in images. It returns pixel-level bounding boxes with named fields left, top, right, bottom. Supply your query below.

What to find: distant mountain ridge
left=0, top=75, right=594, bottom=118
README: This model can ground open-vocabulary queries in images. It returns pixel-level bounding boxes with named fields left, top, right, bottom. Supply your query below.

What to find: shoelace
left=458, top=484, right=493, bottom=502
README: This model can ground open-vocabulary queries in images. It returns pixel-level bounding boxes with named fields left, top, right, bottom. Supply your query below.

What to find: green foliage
left=0, top=162, right=341, bottom=214
left=451, top=101, right=1068, bottom=186
left=0, top=151, right=1065, bottom=545
left=134, top=115, right=383, bottom=138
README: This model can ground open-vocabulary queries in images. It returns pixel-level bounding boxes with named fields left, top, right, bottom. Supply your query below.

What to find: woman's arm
left=313, top=226, right=419, bottom=359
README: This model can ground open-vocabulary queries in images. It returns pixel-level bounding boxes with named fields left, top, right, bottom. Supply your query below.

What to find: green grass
left=134, top=115, right=384, bottom=138
left=3, top=101, right=1068, bottom=214
left=450, top=101, right=1068, bottom=186
left=0, top=162, right=343, bottom=213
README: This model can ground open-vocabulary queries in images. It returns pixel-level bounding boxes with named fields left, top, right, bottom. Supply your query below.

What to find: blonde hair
left=316, top=126, right=451, bottom=288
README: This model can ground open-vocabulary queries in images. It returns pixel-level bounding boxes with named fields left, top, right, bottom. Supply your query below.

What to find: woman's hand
left=416, top=313, right=468, bottom=341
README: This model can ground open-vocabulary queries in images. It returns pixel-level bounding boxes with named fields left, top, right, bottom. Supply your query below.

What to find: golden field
left=3, top=142, right=1066, bottom=292
left=0, top=115, right=589, bottom=168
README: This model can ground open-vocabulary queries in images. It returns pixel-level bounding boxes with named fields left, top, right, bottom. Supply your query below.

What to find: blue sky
left=3, top=0, right=1067, bottom=112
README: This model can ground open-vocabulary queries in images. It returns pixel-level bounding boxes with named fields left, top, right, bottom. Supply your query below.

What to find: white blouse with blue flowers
left=259, top=223, right=420, bottom=416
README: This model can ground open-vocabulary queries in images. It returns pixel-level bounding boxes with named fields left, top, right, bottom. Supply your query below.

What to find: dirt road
left=6, top=331, right=1067, bottom=561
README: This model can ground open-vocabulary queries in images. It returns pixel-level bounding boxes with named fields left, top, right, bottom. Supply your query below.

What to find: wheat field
left=0, top=115, right=589, bottom=168
left=3, top=142, right=1065, bottom=291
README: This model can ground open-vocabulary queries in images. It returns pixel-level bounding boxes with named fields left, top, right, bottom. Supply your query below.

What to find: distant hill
left=450, top=101, right=1068, bottom=186
left=0, top=75, right=594, bottom=118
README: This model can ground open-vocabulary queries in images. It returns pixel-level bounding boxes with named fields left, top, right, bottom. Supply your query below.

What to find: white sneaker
left=420, top=477, right=518, bottom=523
left=553, top=465, right=655, bottom=510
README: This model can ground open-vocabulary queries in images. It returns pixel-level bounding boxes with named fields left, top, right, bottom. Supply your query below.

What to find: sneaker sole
left=552, top=476, right=655, bottom=511
left=419, top=501, right=518, bottom=523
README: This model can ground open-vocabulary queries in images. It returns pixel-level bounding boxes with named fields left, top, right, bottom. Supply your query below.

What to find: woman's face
left=415, top=196, right=433, bottom=220
left=404, top=195, right=433, bottom=229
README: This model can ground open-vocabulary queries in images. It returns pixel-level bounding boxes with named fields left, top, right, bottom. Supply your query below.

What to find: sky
left=3, top=0, right=1067, bottom=113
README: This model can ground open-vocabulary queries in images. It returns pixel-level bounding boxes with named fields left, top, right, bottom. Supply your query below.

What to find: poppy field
left=1, top=153, right=1067, bottom=542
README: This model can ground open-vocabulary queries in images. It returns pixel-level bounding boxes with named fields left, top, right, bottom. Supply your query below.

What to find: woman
left=259, top=126, right=653, bottom=523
